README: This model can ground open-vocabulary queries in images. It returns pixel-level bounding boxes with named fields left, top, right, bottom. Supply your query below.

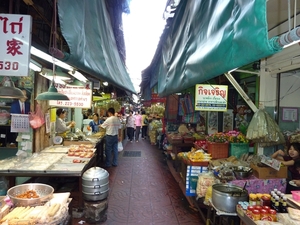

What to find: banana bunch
left=186, top=148, right=211, bottom=162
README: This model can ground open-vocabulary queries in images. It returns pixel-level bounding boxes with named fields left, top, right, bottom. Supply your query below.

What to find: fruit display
left=178, top=147, right=211, bottom=162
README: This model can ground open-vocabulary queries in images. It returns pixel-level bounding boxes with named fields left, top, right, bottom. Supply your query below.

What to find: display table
left=229, top=175, right=286, bottom=193
left=0, top=154, right=96, bottom=208
left=167, top=135, right=194, bottom=171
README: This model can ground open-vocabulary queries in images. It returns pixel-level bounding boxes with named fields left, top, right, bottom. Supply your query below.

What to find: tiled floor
left=72, top=138, right=204, bottom=225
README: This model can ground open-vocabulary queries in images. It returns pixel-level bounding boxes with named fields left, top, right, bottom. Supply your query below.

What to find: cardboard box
left=251, top=163, right=287, bottom=179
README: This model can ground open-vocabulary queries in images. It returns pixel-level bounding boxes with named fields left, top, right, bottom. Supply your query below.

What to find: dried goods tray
left=45, top=163, right=86, bottom=173
left=58, top=156, right=91, bottom=164
left=9, top=163, right=52, bottom=172
left=41, top=146, right=70, bottom=153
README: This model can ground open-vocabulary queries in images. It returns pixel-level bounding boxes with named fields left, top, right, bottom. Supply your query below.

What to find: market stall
left=0, top=144, right=98, bottom=208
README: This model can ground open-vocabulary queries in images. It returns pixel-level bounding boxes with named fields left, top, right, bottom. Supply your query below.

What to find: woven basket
left=207, top=142, right=229, bottom=159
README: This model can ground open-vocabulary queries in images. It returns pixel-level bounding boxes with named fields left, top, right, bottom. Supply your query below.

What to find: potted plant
left=205, top=132, right=229, bottom=159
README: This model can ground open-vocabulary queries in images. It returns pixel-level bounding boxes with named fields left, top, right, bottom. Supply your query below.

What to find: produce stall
left=0, top=144, right=98, bottom=208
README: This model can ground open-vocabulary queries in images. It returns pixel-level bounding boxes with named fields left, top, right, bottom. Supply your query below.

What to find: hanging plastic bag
left=118, top=142, right=123, bottom=152
left=29, top=104, right=45, bottom=129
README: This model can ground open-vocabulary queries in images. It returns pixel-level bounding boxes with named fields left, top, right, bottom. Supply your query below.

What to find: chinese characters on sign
left=195, top=84, right=228, bottom=111
left=49, top=84, right=92, bottom=108
left=0, top=14, right=32, bottom=76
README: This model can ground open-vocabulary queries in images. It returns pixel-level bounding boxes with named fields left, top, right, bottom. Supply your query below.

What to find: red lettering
left=7, top=38, right=23, bottom=56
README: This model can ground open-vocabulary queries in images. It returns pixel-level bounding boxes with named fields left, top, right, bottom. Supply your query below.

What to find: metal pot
left=82, top=167, right=109, bottom=186
left=82, top=167, right=109, bottom=201
left=212, top=183, right=248, bottom=213
left=82, top=182, right=109, bottom=194
left=82, top=188, right=109, bottom=201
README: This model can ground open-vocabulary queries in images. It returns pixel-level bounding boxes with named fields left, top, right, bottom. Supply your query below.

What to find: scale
left=53, top=136, right=63, bottom=145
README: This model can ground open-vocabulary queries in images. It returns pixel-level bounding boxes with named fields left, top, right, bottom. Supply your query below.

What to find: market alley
left=72, top=139, right=203, bottom=225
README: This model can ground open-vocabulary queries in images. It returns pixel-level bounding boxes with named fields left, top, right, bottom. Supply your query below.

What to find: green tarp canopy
left=57, top=0, right=135, bottom=93
left=144, top=0, right=282, bottom=98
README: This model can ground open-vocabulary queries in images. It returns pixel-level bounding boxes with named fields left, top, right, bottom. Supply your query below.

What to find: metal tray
left=58, top=156, right=91, bottom=164
left=46, top=163, right=86, bottom=172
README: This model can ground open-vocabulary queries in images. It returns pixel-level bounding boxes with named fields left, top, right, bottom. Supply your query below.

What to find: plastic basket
left=291, top=191, right=300, bottom=201
left=229, top=143, right=249, bottom=159
left=207, top=142, right=229, bottom=159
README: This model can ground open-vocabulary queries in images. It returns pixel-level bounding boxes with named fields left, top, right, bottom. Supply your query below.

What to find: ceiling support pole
left=224, top=72, right=258, bottom=113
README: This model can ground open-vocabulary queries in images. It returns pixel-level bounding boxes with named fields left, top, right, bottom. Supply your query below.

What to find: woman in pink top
left=134, top=111, right=142, bottom=142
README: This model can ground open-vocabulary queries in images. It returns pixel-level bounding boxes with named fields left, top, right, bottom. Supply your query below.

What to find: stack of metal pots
left=82, top=167, right=109, bottom=223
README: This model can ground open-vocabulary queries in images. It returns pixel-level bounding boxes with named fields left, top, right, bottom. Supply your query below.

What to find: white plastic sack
left=118, top=142, right=123, bottom=152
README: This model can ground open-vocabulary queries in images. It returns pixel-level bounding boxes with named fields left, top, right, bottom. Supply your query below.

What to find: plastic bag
left=196, top=172, right=216, bottom=202
left=29, top=104, right=45, bottom=129
left=118, top=142, right=123, bottom=152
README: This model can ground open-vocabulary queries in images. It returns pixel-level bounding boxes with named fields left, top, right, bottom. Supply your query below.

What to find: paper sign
left=195, top=84, right=228, bottom=111
left=21, top=134, right=30, bottom=140
left=0, top=14, right=32, bottom=76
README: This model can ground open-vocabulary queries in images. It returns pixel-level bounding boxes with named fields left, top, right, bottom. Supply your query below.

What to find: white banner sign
left=0, top=14, right=32, bottom=76
left=49, top=85, right=92, bottom=108
left=195, top=84, right=228, bottom=111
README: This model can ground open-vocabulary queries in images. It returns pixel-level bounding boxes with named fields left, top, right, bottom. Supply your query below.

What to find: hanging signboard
left=151, top=93, right=166, bottom=103
left=0, top=14, right=32, bottom=76
left=195, top=84, right=228, bottom=111
left=49, top=84, right=92, bottom=108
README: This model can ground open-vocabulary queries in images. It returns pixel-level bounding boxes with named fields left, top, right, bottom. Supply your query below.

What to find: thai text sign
left=49, top=84, right=92, bottom=108
left=0, top=14, right=32, bottom=76
left=195, top=84, right=228, bottom=111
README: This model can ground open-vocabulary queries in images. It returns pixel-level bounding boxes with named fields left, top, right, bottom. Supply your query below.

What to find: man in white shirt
left=100, top=107, right=122, bottom=167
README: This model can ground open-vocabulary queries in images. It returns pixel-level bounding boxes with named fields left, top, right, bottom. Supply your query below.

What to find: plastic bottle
left=281, top=196, right=288, bottom=213
left=273, top=196, right=280, bottom=212
left=271, top=193, right=277, bottom=209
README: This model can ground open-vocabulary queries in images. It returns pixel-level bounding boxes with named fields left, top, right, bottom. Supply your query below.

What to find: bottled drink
left=271, top=193, right=277, bottom=209
left=281, top=196, right=288, bottom=213
left=273, top=196, right=280, bottom=212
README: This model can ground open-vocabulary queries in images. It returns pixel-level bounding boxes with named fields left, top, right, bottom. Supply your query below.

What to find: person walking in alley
left=134, top=111, right=142, bottom=142
left=141, top=110, right=149, bottom=139
left=126, top=110, right=135, bottom=142
left=100, top=108, right=122, bottom=167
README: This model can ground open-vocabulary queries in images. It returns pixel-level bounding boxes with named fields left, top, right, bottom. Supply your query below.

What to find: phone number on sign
left=56, top=101, right=84, bottom=107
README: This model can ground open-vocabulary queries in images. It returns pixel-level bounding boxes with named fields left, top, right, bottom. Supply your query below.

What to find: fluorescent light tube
left=31, top=46, right=73, bottom=71
left=29, top=62, right=41, bottom=72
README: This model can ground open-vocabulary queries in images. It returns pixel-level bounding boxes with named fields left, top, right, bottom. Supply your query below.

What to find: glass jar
left=252, top=209, right=261, bottom=221
left=261, top=195, right=271, bottom=206
left=246, top=206, right=255, bottom=217
left=260, top=209, right=269, bottom=220
left=269, top=209, right=277, bottom=222
left=249, top=193, right=257, bottom=206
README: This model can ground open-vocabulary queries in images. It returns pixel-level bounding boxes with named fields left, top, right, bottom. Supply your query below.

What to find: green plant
left=206, top=132, right=228, bottom=143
